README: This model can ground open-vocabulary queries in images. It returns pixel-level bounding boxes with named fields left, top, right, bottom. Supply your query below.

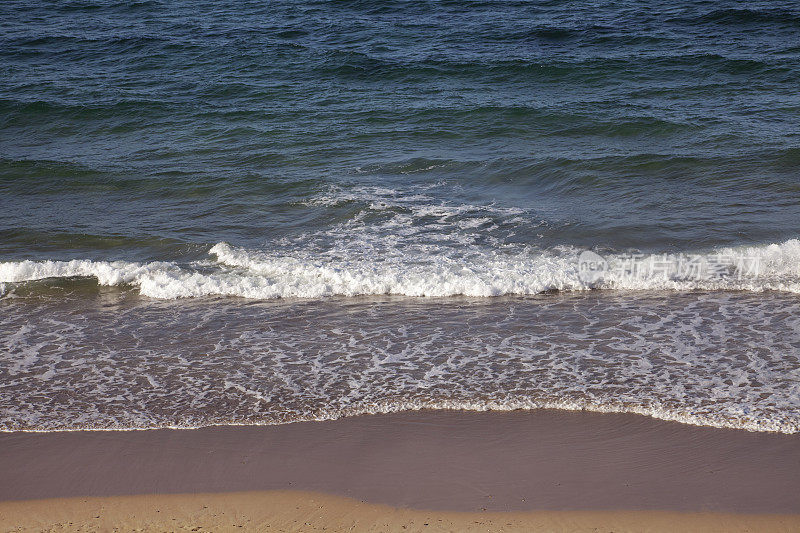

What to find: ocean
left=1, top=0, right=799, bottom=432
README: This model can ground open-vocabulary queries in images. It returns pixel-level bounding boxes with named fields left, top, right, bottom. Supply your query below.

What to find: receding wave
left=2, top=290, right=799, bottom=433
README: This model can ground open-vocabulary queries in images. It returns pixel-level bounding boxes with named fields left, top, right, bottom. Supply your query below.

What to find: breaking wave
left=1, top=238, right=799, bottom=299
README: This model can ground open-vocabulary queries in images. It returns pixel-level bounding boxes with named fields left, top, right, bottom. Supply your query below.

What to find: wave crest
left=1, top=238, right=799, bottom=299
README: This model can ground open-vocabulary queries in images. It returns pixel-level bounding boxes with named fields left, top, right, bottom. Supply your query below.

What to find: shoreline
left=4, top=397, right=797, bottom=435
left=1, top=409, right=799, bottom=530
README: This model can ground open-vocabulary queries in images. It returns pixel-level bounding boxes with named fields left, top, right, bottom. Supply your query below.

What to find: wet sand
left=1, top=410, right=799, bottom=530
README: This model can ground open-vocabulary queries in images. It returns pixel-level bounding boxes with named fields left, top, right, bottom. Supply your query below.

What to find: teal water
left=1, top=1, right=799, bottom=431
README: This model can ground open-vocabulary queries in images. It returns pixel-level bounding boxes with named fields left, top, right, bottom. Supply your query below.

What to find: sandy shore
left=1, top=410, right=799, bottom=531
left=3, top=491, right=800, bottom=532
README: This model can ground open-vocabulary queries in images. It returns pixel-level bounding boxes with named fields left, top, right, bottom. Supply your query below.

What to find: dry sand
left=2, top=490, right=800, bottom=532
left=1, top=410, right=799, bottom=531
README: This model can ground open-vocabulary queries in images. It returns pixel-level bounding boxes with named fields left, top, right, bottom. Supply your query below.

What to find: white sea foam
left=0, top=259, right=176, bottom=287
left=1, top=238, right=799, bottom=299
left=2, top=291, right=799, bottom=432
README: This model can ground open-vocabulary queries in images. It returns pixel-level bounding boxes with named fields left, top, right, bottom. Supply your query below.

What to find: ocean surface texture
left=1, top=0, right=799, bottom=432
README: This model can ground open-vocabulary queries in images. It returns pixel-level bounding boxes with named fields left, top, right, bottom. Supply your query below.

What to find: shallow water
left=2, top=289, right=799, bottom=432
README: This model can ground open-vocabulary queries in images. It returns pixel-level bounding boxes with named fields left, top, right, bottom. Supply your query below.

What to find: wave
left=58, top=0, right=161, bottom=10
left=1, top=238, right=799, bottom=299
left=693, top=8, right=800, bottom=27
left=0, top=97, right=173, bottom=119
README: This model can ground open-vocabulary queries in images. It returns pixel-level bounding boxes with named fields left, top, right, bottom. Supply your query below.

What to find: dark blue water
left=1, top=1, right=799, bottom=431
left=2, top=0, right=800, bottom=262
